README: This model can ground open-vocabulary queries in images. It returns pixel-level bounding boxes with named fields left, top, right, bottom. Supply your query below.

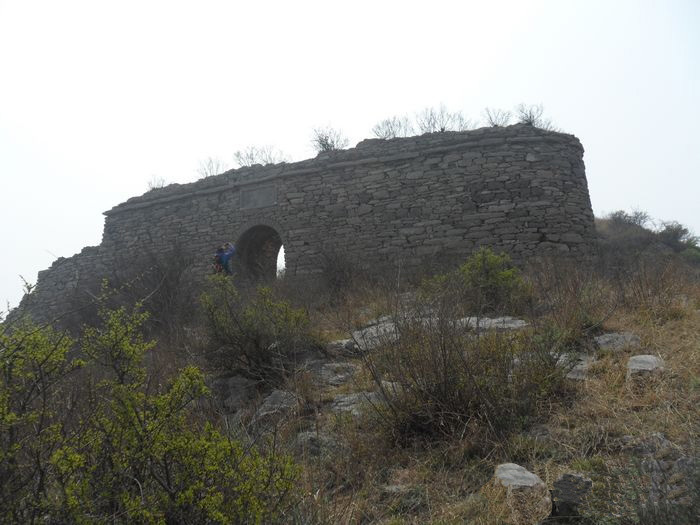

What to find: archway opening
left=236, top=225, right=284, bottom=281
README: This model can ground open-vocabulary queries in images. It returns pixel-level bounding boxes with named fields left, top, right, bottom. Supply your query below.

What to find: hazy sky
left=1, top=0, right=698, bottom=310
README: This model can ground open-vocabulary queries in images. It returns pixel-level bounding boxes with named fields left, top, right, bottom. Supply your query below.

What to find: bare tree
left=233, top=145, right=288, bottom=167
left=515, top=103, right=557, bottom=131
left=452, top=112, right=474, bottom=131
left=371, top=115, right=415, bottom=139
left=311, top=126, right=349, bottom=153
left=483, top=107, right=512, bottom=127
left=147, top=175, right=167, bottom=190
left=197, top=157, right=229, bottom=178
left=415, top=105, right=473, bottom=133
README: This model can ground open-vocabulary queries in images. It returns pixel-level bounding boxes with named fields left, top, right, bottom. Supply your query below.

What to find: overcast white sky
left=1, top=0, right=698, bottom=310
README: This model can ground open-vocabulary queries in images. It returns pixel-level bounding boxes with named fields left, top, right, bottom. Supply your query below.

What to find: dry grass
left=269, top=254, right=700, bottom=524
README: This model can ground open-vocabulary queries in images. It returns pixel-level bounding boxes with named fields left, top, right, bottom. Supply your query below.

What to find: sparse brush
left=526, top=257, right=615, bottom=351
left=201, top=275, right=321, bottom=383
left=363, top=313, right=569, bottom=446
left=622, top=256, right=693, bottom=323
left=421, top=247, right=533, bottom=317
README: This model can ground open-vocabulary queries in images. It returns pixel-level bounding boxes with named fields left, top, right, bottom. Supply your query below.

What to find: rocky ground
left=205, top=299, right=700, bottom=524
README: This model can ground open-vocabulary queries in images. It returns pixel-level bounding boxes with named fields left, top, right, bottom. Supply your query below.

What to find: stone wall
left=13, top=124, right=595, bottom=325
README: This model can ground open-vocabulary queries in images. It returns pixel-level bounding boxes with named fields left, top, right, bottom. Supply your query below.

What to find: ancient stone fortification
left=15, top=124, right=595, bottom=324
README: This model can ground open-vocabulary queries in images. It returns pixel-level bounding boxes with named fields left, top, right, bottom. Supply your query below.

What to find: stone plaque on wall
left=241, top=185, right=277, bottom=209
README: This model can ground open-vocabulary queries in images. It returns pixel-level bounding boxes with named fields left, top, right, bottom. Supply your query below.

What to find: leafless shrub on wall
left=197, top=157, right=229, bottom=178
left=311, top=126, right=349, bottom=152
left=371, top=116, right=415, bottom=139
left=147, top=175, right=167, bottom=191
left=233, top=145, right=289, bottom=167
left=483, top=107, right=512, bottom=127
left=515, top=103, right=558, bottom=131
left=415, top=104, right=473, bottom=133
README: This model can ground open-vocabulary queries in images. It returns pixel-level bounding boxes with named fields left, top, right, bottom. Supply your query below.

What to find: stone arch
left=234, top=224, right=284, bottom=280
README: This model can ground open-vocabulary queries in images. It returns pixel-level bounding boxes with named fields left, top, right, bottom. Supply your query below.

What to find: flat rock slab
left=326, top=338, right=359, bottom=355
left=350, top=315, right=528, bottom=352
left=310, top=361, right=360, bottom=387
left=351, top=318, right=398, bottom=351
left=595, top=332, right=641, bottom=352
left=330, top=392, right=382, bottom=416
left=458, top=316, right=529, bottom=331
left=494, top=463, right=546, bottom=489
left=490, top=463, right=551, bottom=524
left=254, top=389, right=299, bottom=422
left=626, top=355, right=664, bottom=381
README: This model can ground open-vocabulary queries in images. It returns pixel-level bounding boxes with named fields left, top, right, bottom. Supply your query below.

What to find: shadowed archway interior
left=235, top=225, right=283, bottom=280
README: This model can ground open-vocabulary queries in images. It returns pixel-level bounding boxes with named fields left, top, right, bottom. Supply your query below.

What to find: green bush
left=0, top=323, right=82, bottom=522
left=421, top=247, right=531, bottom=315
left=201, top=275, right=319, bottom=381
left=0, top=303, right=299, bottom=524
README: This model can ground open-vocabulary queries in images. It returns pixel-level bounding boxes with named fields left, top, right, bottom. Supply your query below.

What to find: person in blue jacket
left=220, top=242, right=236, bottom=275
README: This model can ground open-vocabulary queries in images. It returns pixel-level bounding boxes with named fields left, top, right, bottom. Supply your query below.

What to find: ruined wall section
left=13, top=124, right=595, bottom=325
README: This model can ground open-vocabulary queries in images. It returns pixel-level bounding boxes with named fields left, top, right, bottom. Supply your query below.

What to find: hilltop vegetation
left=1, top=212, right=699, bottom=524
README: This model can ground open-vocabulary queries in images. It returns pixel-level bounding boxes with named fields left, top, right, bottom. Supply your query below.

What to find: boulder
left=595, top=332, right=640, bottom=352
left=487, top=463, right=552, bottom=524
left=551, top=472, right=592, bottom=517
left=626, top=355, right=664, bottom=381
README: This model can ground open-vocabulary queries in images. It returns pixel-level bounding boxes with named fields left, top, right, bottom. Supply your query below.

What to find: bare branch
left=483, top=107, right=512, bottom=127
left=415, top=105, right=473, bottom=133
left=147, top=175, right=167, bottom=191
left=311, top=127, right=349, bottom=153
left=232, top=146, right=289, bottom=168
left=514, top=103, right=558, bottom=131
left=196, top=157, right=229, bottom=178
left=371, top=116, right=414, bottom=139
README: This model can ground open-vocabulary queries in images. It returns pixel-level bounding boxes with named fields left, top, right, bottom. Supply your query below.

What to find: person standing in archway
left=220, top=242, right=236, bottom=275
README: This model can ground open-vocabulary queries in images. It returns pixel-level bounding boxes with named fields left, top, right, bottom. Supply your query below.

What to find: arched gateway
left=235, top=224, right=283, bottom=280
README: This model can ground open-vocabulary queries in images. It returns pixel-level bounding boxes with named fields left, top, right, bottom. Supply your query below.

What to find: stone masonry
left=13, top=124, right=595, bottom=324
